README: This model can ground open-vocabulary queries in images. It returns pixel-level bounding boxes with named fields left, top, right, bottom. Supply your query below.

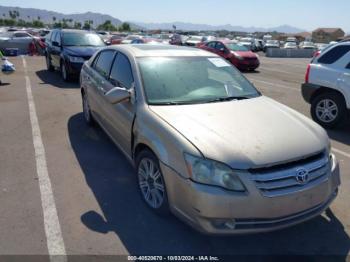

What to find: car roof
left=54, top=29, right=93, bottom=34
left=106, top=44, right=217, bottom=57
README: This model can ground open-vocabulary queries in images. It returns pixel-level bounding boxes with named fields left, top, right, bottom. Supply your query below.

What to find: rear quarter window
left=318, top=45, right=350, bottom=64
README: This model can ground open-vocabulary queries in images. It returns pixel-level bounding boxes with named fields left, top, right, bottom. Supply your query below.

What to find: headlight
left=68, top=56, right=85, bottom=63
left=235, top=55, right=244, bottom=61
left=184, top=154, right=246, bottom=192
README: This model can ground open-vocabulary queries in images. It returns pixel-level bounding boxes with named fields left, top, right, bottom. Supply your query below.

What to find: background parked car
left=121, top=35, right=142, bottom=44
left=299, top=41, right=316, bottom=49
left=302, top=42, right=350, bottom=128
left=185, top=35, right=204, bottom=46
left=263, top=40, right=280, bottom=52
left=45, top=29, right=105, bottom=81
left=239, top=37, right=254, bottom=51
left=0, top=31, right=39, bottom=55
left=284, top=42, right=298, bottom=49
left=200, top=40, right=260, bottom=71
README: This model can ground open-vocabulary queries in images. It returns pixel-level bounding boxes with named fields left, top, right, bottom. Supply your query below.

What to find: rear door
left=100, top=52, right=135, bottom=156
left=339, top=53, right=350, bottom=108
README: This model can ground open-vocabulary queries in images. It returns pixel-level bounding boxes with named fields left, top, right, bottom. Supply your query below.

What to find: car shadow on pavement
left=327, top=122, right=350, bottom=147
left=68, top=113, right=350, bottom=258
left=35, top=70, right=79, bottom=89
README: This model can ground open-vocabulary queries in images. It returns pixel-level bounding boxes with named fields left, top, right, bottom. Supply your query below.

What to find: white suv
left=302, top=41, right=350, bottom=128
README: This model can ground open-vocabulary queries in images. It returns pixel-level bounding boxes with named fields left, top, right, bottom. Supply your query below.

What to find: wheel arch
left=310, top=86, right=346, bottom=106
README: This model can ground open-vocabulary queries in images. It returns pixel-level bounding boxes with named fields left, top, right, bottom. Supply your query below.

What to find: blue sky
left=1, top=0, right=349, bottom=31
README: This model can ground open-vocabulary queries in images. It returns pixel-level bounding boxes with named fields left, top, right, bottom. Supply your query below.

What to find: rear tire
left=82, top=92, right=95, bottom=126
left=135, top=149, right=170, bottom=215
left=60, top=61, right=71, bottom=82
left=46, top=54, right=54, bottom=72
left=311, top=92, right=347, bottom=129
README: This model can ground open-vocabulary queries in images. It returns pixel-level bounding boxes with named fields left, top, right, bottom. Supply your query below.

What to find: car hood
left=63, top=46, right=102, bottom=57
left=150, top=96, right=328, bottom=169
left=232, top=50, right=257, bottom=58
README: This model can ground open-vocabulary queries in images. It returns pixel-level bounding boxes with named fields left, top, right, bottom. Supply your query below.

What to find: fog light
left=211, top=219, right=236, bottom=230
left=224, top=220, right=236, bottom=230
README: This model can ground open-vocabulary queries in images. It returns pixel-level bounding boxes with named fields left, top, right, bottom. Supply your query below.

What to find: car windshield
left=286, top=42, right=296, bottom=46
left=226, top=43, right=249, bottom=51
left=267, top=40, right=279, bottom=44
left=138, top=57, right=260, bottom=105
left=62, top=32, right=105, bottom=46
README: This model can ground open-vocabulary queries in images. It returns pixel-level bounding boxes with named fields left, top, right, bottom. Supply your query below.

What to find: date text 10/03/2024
left=128, top=256, right=220, bottom=261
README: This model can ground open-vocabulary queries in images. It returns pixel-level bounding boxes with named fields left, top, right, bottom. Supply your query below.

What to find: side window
left=207, top=42, right=216, bottom=48
left=318, top=45, right=350, bottom=64
left=50, top=31, right=57, bottom=43
left=346, top=61, right=350, bottom=69
left=215, top=42, right=225, bottom=50
left=14, top=33, right=30, bottom=38
left=110, top=53, right=134, bottom=89
left=94, top=50, right=116, bottom=79
left=55, top=32, right=61, bottom=45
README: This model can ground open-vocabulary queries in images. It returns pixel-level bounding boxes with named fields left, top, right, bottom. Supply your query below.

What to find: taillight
left=314, top=50, right=321, bottom=58
left=305, top=64, right=311, bottom=83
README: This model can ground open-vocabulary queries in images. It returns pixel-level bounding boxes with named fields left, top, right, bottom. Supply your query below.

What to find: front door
left=100, top=52, right=136, bottom=156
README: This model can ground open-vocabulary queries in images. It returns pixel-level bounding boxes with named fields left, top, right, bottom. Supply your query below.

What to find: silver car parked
left=80, top=45, right=340, bottom=234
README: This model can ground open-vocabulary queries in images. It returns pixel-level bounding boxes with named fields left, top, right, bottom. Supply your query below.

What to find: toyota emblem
left=295, top=168, right=309, bottom=185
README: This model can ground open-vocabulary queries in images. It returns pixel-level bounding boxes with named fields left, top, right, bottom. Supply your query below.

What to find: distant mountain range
left=135, top=22, right=306, bottom=34
left=0, top=5, right=136, bottom=28
left=0, top=5, right=306, bottom=33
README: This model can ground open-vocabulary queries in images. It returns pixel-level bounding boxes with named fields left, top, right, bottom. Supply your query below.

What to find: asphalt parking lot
left=0, top=55, right=350, bottom=259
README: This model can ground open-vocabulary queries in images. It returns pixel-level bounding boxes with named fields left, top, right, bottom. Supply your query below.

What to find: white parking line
left=22, top=57, right=67, bottom=261
left=247, top=77, right=299, bottom=92
left=332, top=148, right=350, bottom=159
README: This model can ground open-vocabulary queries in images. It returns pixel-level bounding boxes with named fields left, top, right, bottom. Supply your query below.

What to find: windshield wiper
left=205, top=96, right=250, bottom=103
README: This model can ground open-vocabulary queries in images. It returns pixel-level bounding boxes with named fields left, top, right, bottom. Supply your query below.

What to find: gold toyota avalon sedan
left=80, top=44, right=340, bottom=234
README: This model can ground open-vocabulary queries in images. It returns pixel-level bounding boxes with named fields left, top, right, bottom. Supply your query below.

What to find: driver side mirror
left=105, top=87, right=131, bottom=104
left=52, top=41, right=60, bottom=47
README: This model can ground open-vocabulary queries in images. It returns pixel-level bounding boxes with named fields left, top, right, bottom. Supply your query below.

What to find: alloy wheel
left=316, top=99, right=338, bottom=123
left=138, top=158, right=165, bottom=209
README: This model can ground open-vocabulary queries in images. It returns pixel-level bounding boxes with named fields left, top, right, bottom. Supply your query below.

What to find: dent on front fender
left=133, top=113, right=199, bottom=178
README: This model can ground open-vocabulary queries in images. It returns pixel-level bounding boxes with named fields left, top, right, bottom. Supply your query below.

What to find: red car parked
left=200, top=40, right=260, bottom=71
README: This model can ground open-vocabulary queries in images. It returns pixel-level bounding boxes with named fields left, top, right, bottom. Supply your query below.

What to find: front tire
left=311, top=92, right=347, bottom=129
left=136, top=150, right=169, bottom=215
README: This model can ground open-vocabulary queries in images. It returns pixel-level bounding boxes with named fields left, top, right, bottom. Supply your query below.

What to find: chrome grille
left=251, top=153, right=330, bottom=197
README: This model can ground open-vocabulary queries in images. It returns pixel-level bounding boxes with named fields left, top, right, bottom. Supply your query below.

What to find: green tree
left=97, top=20, right=117, bottom=31
left=118, top=22, right=131, bottom=32
left=32, top=20, right=44, bottom=28
left=83, top=20, right=91, bottom=30
left=74, top=21, right=82, bottom=29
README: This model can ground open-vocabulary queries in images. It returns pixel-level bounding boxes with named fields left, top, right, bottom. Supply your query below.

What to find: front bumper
left=161, top=154, right=340, bottom=235
left=236, top=60, right=260, bottom=71
left=65, top=60, right=85, bottom=76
